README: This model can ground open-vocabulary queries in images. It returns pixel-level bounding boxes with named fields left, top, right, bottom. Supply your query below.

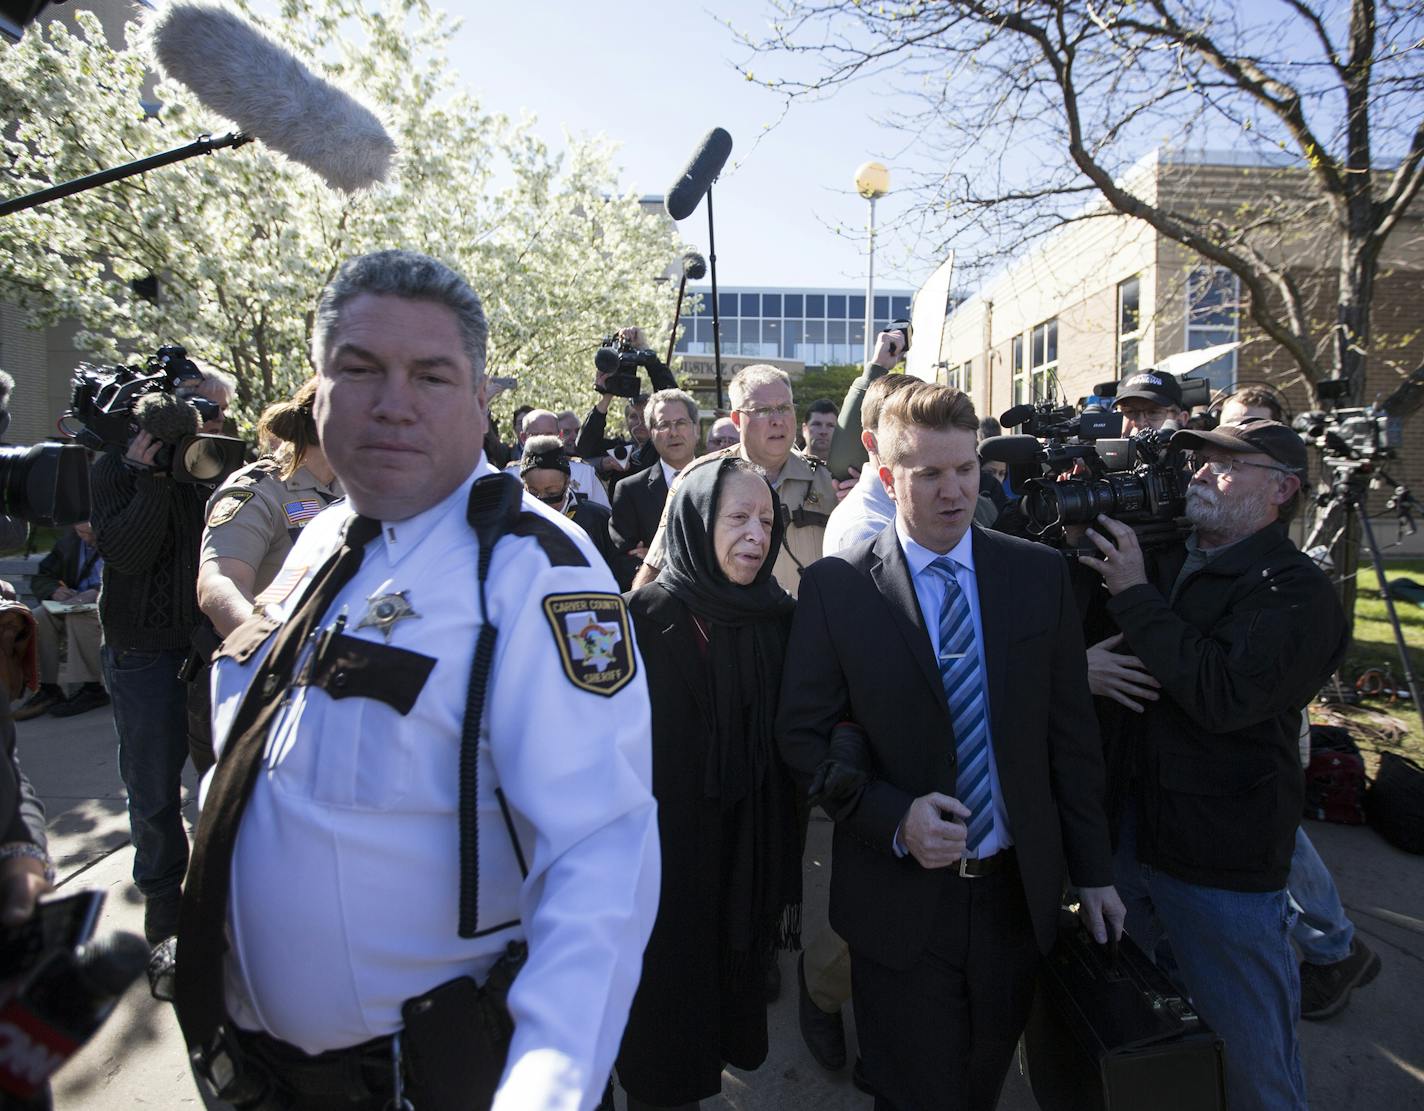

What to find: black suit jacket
left=609, top=463, right=669, bottom=557
left=776, top=523, right=1112, bottom=966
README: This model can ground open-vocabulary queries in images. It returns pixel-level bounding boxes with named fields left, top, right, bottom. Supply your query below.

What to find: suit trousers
left=850, top=858, right=1040, bottom=1111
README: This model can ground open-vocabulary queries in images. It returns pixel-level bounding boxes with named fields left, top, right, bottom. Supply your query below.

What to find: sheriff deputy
left=173, top=248, right=659, bottom=1111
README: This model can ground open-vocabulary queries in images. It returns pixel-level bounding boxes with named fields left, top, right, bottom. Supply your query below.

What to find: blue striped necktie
left=927, top=556, right=993, bottom=852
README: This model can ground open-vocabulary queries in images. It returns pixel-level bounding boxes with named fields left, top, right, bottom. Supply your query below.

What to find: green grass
left=1320, top=557, right=1424, bottom=773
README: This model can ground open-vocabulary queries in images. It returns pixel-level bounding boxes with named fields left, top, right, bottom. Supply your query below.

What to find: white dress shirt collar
left=894, top=516, right=977, bottom=582
left=659, top=458, right=680, bottom=487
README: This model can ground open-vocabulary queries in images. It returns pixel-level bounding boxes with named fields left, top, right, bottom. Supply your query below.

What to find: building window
left=1186, top=266, right=1240, bottom=390
left=1118, top=275, right=1141, bottom=376
left=945, top=359, right=974, bottom=394
left=1012, top=334, right=1026, bottom=406
left=1030, top=318, right=1057, bottom=401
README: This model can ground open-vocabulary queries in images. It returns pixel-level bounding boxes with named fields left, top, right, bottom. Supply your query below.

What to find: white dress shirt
left=208, top=455, right=659, bottom=1111
left=894, top=518, right=1013, bottom=859
left=823, top=462, right=895, bottom=556
left=659, top=458, right=680, bottom=488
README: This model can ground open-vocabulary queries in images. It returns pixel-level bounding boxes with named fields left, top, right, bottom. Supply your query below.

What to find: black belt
left=956, top=846, right=1015, bottom=879
left=231, top=1025, right=396, bottom=1103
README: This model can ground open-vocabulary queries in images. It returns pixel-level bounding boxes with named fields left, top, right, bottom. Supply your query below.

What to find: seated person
left=521, top=436, right=635, bottom=589
left=12, top=523, right=108, bottom=721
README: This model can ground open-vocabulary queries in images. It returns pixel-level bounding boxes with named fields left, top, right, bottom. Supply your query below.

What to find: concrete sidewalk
left=13, top=702, right=1424, bottom=1109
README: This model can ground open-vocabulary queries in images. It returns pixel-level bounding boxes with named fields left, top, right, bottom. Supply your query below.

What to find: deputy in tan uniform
left=197, top=379, right=343, bottom=638
left=633, top=364, right=838, bottom=598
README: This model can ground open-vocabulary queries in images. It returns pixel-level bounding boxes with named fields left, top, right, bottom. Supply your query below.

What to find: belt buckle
left=958, top=856, right=979, bottom=879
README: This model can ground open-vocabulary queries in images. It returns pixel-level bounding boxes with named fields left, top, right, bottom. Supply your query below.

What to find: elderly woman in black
left=616, top=457, right=802, bottom=1111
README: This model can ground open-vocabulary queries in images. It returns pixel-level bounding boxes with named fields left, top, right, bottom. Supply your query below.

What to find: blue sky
left=443, top=1, right=929, bottom=293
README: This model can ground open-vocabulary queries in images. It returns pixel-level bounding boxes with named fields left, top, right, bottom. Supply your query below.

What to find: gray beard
left=1184, top=483, right=1270, bottom=542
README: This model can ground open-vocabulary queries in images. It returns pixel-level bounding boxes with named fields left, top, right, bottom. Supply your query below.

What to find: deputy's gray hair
left=646, top=387, right=699, bottom=426
left=728, top=364, right=791, bottom=411
left=312, top=249, right=488, bottom=384
left=0, top=370, right=14, bottom=409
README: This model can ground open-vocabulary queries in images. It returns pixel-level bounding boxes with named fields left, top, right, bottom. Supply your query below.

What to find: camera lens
left=0, top=443, right=91, bottom=527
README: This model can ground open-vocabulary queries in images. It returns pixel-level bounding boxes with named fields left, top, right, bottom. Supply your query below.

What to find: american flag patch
left=284, top=499, right=323, bottom=525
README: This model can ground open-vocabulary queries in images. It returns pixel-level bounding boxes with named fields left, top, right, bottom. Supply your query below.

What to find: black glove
left=807, top=721, right=872, bottom=812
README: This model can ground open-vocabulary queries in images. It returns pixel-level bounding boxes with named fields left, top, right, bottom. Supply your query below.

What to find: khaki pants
left=32, top=606, right=104, bottom=688
left=803, top=923, right=852, bottom=1013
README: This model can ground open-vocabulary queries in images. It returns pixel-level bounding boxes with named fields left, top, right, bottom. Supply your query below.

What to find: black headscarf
left=654, top=458, right=800, bottom=966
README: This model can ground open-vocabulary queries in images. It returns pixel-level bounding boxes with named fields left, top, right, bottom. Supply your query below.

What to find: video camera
left=1294, top=380, right=1399, bottom=466
left=63, top=345, right=245, bottom=484
left=595, top=333, right=661, bottom=400
left=981, top=390, right=1191, bottom=552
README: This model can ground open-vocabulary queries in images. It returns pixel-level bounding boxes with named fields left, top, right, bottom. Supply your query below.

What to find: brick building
left=926, top=149, right=1424, bottom=526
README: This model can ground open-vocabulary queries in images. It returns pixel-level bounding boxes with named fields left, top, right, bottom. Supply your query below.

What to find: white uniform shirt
left=823, top=463, right=895, bottom=556
left=207, top=456, right=659, bottom=1111
left=894, top=518, right=1013, bottom=859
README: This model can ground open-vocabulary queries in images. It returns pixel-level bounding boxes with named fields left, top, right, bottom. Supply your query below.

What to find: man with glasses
left=610, top=389, right=699, bottom=579
left=1076, top=420, right=1347, bottom=1111
left=1113, top=370, right=1184, bottom=434
left=633, top=365, right=840, bottom=599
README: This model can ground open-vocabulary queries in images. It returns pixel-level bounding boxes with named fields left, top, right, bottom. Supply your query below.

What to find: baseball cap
left=1114, top=371, right=1183, bottom=409
left=1170, top=419, right=1308, bottom=475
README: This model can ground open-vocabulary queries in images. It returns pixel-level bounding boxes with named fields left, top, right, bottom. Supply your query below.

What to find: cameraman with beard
left=1075, top=421, right=1346, bottom=1111
left=90, top=369, right=234, bottom=946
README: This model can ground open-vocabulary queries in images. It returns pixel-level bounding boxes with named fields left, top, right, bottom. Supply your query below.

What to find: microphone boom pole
left=0, top=132, right=253, bottom=217
left=707, top=185, right=724, bottom=412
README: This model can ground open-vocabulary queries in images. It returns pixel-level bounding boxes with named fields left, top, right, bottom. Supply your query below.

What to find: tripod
left=1305, top=456, right=1424, bottom=731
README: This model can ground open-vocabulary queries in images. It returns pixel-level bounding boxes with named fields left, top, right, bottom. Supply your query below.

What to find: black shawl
left=653, top=459, right=800, bottom=965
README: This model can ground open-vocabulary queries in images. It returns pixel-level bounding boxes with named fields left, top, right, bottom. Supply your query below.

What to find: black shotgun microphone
left=664, top=129, right=732, bottom=221
left=977, top=435, right=1047, bottom=465
left=999, top=403, right=1038, bottom=429
left=145, top=2, right=395, bottom=192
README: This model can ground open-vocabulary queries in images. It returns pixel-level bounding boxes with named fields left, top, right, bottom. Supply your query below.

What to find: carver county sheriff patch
left=207, top=489, right=254, bottom=527
left=541, top=593, right=636, bottom=697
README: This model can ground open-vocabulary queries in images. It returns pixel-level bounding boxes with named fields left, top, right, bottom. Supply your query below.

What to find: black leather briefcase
left=1018, top=911, right=1226, bottom=1111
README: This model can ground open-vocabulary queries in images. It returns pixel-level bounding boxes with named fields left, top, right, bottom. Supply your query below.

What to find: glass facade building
left=674, top=286, right=914, bottom=368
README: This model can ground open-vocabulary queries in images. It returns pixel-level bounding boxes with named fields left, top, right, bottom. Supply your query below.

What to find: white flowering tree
left=0, top=0, right=682, bottom=429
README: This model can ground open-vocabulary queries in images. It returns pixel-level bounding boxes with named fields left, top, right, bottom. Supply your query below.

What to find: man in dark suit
left=778, top=383, right=1123, bottom=1111
left=610, top=387, right=700, bottom=571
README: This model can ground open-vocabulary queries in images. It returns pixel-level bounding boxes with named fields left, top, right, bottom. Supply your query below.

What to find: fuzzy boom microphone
left=145, top=3, right=395, bottom=192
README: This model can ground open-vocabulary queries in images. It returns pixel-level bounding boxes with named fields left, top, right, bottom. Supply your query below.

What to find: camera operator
left=90, top=367, right=235, bottom=946
left=575, top=326, right=677, bottom=476
left=1075, top=420, right=1347, bottom=1111
left=1113, top=370, right=1184, bottom=434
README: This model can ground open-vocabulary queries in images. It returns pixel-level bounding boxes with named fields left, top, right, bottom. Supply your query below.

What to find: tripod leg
left=1352, top=501, right=1424, bottom=732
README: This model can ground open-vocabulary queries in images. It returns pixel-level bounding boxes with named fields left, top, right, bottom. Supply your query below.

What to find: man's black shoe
left=852, top=1056, right=876, bottom=1096
left=49, top=683, right=111, bottom=718
left=13, top=683, right=65, bottom=721
left=1300, top=938, right=1381, bottom=1020
left=796, top=953, right=846, bottom=1070
left=144, top=890, right=183, bottom=946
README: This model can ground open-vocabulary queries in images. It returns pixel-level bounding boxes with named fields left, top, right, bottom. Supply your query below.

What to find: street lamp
left=855, top=161, right=891, bottom=366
